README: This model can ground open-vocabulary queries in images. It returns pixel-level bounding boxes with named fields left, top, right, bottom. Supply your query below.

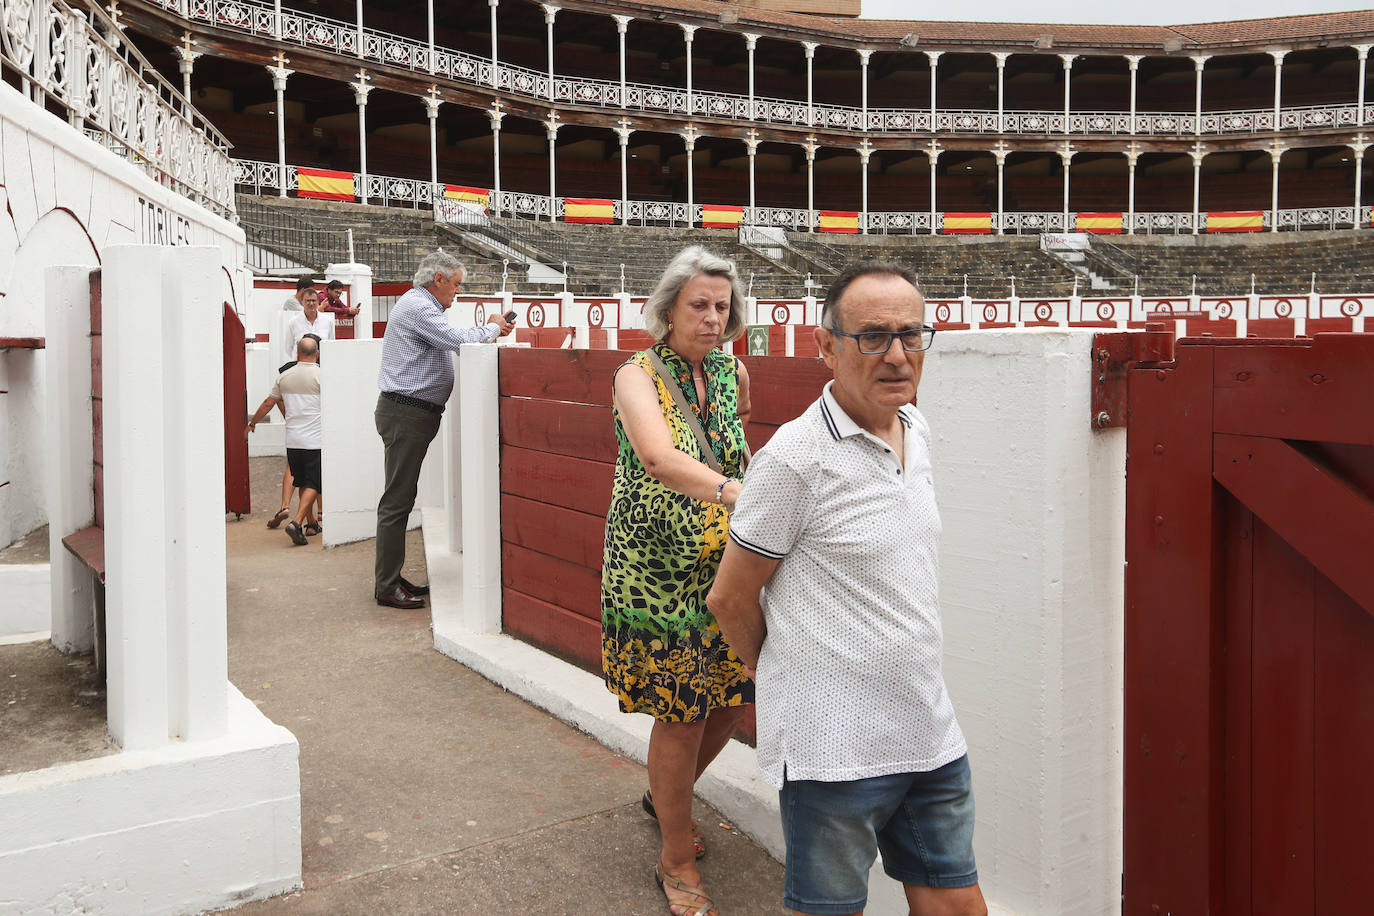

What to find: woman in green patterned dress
left=603, top=246, right=753, bottom=916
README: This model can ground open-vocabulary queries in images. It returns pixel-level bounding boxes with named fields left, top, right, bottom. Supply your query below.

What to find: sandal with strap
left=266, top=507, right=290, bottom=529
left=653, top=863, right=718, bottom=916
left=303, top=522, right=321, bottom=537
left=642, top=790, right=706, bottom=859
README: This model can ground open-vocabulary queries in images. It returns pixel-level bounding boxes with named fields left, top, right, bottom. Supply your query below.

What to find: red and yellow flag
left=445, top=184, right=490, bottom=209
left=1076, top=212, right=1123, bottom=234
left=296, top=167, right=355, bottom=201
left=1207, top=210, right=1263, bottom=232
left=702, top=204, right=744, bottom=229
left=943, top=212, right=992, bottom=234
left=818, top=211, right=859, bottom=234
left=564, top=198, right=615, bottom=224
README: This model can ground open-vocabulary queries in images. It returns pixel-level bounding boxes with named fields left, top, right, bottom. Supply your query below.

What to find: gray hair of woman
left=412, top=250, right=466, bottom=288
left=642, top=246, right=747, bottom=343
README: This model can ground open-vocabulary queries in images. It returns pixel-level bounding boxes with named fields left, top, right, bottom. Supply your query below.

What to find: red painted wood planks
left=503, top=541, right=601, bottom=622
left=502, top=494, right=605, bottom=570
left=501, top=445, right=612, bottom=517
left=737, top=355, right=830, bottom=426
left=498, top=347, right=624, bottom=406
left=500, top=399, right=617, bottom=464
left=503, top=589, right=603, bottom=670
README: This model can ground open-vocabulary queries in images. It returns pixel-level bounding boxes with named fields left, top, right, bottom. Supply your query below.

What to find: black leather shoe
left=375, top=585, right=425, bottom=609
left=399, top=576, right=430, bottom=596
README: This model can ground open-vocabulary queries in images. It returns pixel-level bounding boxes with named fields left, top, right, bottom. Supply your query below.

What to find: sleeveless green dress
left=601, top=342, right=754, bottom=722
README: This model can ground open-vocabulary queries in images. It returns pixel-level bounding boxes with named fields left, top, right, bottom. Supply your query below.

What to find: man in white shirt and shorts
left=708, top=261, right=986, bottom=916
left=246, top=336, right=323, bottom=546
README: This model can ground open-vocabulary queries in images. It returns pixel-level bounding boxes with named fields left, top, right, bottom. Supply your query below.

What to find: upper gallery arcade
left=110, top=0, right=1374, bottom=227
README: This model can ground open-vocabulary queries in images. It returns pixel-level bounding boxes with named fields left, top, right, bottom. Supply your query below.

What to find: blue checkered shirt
left=377, top=286, right=499, bottom=405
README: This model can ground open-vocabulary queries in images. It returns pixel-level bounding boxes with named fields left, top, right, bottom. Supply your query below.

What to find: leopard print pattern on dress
left=600, top=343, right=754, bottom=722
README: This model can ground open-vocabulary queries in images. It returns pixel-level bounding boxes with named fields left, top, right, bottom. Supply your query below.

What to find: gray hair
left=412, top=250, right=465, bottom=289
left=821, top=260, right=922, bottom=331
left=643, top=246, right=747, bottom=343
left=296, top=335, right=319, bottom=358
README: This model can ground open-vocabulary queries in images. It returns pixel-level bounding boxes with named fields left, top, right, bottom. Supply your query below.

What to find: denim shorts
left=778, top=755, right=978, bottom=915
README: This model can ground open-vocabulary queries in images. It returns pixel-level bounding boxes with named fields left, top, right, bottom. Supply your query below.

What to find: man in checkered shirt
left=373, top=250, right=512, bottom=610
left=708, top=261, right=986, bottom=916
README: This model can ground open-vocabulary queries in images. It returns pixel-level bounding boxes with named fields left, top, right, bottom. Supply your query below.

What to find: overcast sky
left=857, top=0, right=1372, bottom=25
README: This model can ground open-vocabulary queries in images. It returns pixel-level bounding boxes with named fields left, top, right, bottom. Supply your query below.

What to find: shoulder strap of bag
left=643, top=348, right=723, bottom=474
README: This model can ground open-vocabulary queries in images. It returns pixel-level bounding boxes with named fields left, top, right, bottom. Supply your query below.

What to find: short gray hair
left=412, top=250, right=465, bottom=289
left=821, top=260, right=922, bottom=331
left=643, top=246, right=747, bottom=343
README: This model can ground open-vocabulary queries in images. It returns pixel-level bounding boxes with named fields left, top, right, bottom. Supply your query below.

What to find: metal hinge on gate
left=1091, top=328, right=1175, bottom=430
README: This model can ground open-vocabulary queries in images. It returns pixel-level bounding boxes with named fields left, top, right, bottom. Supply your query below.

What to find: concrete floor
left=0, top=458, right=786, bottom=913
left=227, top=457, right=787, bottom=914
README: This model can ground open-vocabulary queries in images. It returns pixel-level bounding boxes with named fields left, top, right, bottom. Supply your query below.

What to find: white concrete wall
left=0, top=564, right=50, bottom=639
left=0, top=686, right=301, bottom=915
left=433, top=328, right=1125, bottom=916
left=0, top=81, right=248, bottom=551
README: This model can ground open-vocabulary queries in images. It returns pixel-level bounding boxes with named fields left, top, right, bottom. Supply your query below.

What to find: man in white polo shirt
left=708, top=261, right=985, bottom=916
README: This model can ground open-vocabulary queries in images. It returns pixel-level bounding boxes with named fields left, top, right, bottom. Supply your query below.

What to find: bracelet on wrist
left=716, top=478, right=736, bottom=504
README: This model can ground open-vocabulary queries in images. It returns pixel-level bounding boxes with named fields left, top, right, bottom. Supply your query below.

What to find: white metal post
left=426, top=0, right=434, bottom=73
left=1271, top=142, right=1284, bottom=233
left=927, top=51, right=941, bottom=129
left=684, top=125, right=697, bottom=221
left=804, top=136, right=817, bottom=232
left=1126, top=55, right=1141, bottom=132
left=1191, top=146, right=1204, bottom=235
left=1193, top=55, right=1209, bottom=135
left=615, top=15, right=630, bottom=105
left=746, top=131, right=759, bottom=215
left=1061, top=145, right=1073, bottom=226
left=1358, top=45, right=1370, bottom=127
left=859, top=49, right=871, bottom=130
left=1271, top=50, right=1287, bottom=130
left=859, top=141, right=871, bottom=234
left=489, top=0, right=499, bottom=88
left=424, top=89, right=441, bottom=193
left=1126, top=146, right=1138, bottom=235
left=355, top=0, right=363, bottom=57
left=1060, top=54, right=1076, bottom=133
left=803, top=41, right=816, bottom=126
left=353, top=71, right=371, bottom=205
left=617, top=121, right=631, bottom=225
left=683, top=25, right=696, bottom=115
left=929, top=143, right=939, bottom=235
left=268, top=57, right=291, bottom=198
left=995, top=146, right=1006, bottom=234
left=546, top=113, right=559, bottom=221
left=489, top=101, right=504, bottom=217
left=994, top=52, right=1008, bottom=133
left=745, top=33, right=758, bottom=118
left=543, top=5, right=558, bottom=101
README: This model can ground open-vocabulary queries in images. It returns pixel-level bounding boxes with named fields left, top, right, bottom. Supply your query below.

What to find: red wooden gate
left=1124, top=333, right=1374, bottom=915
left=222, top=303, right=251, bottom=517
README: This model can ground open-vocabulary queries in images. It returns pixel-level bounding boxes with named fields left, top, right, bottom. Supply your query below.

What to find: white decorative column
left=616, top=120, right=632, bottom=225
left=859, top=139, right=872, bottom=234
left=175, top=34, right=200, bottom=102
left=683, top=25, right=696, bottom=115
left=1193, top=55, right=1209, bottom=136
left=355, top=0, right=364, bottom=57
left=684, top=124, right=698, bottom=219
left=272, top=0, right=282, bottom=39
left=1270, top=141, right=1285, bottom=233
left=1060, top=143, right=1074, bottom=225
left=1126, top=55, right=1141, bottom=132
left=615, top=15, right=631, bottom=105
left=542, top=5, right=559, bottom=102
left=859, top=49, right=871, bottom=130
left=929, top=141, right=940, bottom=235
left=546, top=111, right=560, bottom=221
left=489, top=100, right=504, bottom=217
left=489, top=0, right=499, bottom=88
left=267, top=55, right=292, bottom=199
left=804, top=136, right=817, bottom=232
left=1271, top=49, right=1287, bottom=130
left=927, top=51, right=941, bottom=128
left=1357, top=45, right=1370, bottom=127
left=994, top=143, right=1007, bottom=234
left=352, top=70, right=372, bottom=205
left=1191, top=145, right=1204, bottom=235
left=424, top=87, right=442, bottom=193
left=1353, top=135, right=1367, bottom=227
left=426, top=0, right=435, bottom=73
left=1060, top=53, right=1076, bottom=133
left=1126, top=144, right=1139, bottom=235
left=803, top=41, right=817, bottom=126
left=746, top=130, right=759, bottom=215
left=745, top=33, right=758, bottom=118
left=994, top=52, right=1009, bottom=133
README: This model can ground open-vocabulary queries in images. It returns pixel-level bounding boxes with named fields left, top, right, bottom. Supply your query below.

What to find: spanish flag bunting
left=1206, top=210, right=1263, bottom=232
left=702, top=204, right=744, bottom=229
left=1075, top=212, right=1123, bottom=234
left=296, top=167, right=355, bottom=202
left=818, top=211, right=859, bottom=233
left=943, top=212, right=992, bottom=234
left=445, top=184, right=491, bottom=209
left=564, top=198, right=615, bottom=224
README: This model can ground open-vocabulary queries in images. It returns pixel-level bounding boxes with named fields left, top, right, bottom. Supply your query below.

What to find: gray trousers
left=374, top=393, right=442, bottom=595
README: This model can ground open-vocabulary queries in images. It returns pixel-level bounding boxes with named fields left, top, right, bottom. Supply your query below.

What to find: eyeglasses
left=828, top=325, right=936, bottom=354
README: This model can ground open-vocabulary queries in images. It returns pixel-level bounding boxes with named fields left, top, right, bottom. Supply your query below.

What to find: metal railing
left=154, top=0, right=1373, bottom=141
left=3, top=0, right=234, bottom=217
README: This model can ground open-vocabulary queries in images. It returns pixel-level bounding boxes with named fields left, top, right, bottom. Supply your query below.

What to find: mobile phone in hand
left=504, top=311, right=517, bottom=323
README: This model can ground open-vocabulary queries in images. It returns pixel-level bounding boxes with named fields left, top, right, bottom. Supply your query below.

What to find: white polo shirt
left=728, top=382, right=966, bottom=789
left=269, top=362, right=321, bottom=449
left=284, top=311, right=335, bottom=361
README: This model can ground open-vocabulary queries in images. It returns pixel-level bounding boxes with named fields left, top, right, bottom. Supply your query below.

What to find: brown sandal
left=642, top=790, right=706, bottom=859
left=266, top=507, right=290, bottom=529
left=653, top=863, right=718, bottom=916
